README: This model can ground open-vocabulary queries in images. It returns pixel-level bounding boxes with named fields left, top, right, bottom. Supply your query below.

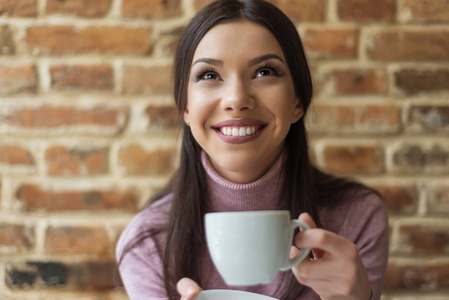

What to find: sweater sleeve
left=116, top=207, right=169, bottom=300
left=342, top=193, right=389, bottom=300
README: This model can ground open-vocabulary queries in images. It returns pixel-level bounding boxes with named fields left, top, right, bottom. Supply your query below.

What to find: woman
left=116, top=0, right=389, bottom=299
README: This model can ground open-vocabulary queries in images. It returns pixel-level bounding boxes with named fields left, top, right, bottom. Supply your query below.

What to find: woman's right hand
left=177, top=277, right=202, bottom=300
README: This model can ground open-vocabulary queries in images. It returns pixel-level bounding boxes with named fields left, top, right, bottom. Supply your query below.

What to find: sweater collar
left=201, top=151, right=284, bottom=212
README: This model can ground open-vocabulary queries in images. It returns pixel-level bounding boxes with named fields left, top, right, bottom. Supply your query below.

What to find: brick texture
left=0, top=0, right=447, bottom=299
left=320, top=68, right=387, bottom=96
left=44, top=145, right=109, bottom=176
left=400, top=0, right=449, bottom=23
left=15, top=183, right=139, bottom=211
left=308, top=104, right=401, bottom=134
left=50, top=64, right=113, bottom=91
left=122, top=64, right=172, bottom=95
left=321, top=144, right=384, bottom=175
left=274, top=0, right=326, bottom=22
left=337, top=0, right=396, bottom=22
left=45, top=225, right=110, bottom=255
left=0, top=64, right=37, bottom=95
left=394, top=68, right=449, bottom=95
left=118, top=143, right=176, bottom=176
left=302, top=27, right=359, bottom=59
left=0, top=0, right=36, bottom=17
left=25, top=26, right=153, bottom=55
left=367, top=30, right=449, bottom=61
left=0, top=223, right=33, bottom=251
left=0, top=144, right=35, bottom=166
left=122, top=0, right=182, bottom=18
left=46, top=0, right=112, bottom=18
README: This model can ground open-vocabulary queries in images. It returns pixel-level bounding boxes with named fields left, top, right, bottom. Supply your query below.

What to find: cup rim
left=205, top=210, right=290, bottom=218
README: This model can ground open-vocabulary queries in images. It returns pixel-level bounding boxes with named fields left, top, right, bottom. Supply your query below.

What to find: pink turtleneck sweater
left=116, top=153, right=389, bottom=300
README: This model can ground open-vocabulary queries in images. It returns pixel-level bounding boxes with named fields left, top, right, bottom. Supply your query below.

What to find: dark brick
left=395, top=69, right=449, bottom=95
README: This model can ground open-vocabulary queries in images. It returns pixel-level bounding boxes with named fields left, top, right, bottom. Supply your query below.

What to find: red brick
left=46, top=0, right=111, bottom=17
left=5, top=105, right=126, bottom=131
left=118, top=143, right=176, bottom=176
left=373, top=183, right=417, bottom=214
left=50, top=64, right=113, bottom=91
left=336, top=0, right=395, bottom=22
left=25, top=26, right=152, bottom=55
left=0, top=25, right=15, bottom=54
left=122, top=0, right=181, bottom=18
left=302, top=28, right=359, bottom=59
left=384, top=260, right=449, bottom=291
left=321, top=68, right=387, bottom=95
left=0, top=223, right=33, bottom=250
left=392, top=143, right=449, bottom=174
left=0, top=64, right=37, bottom=95
left=398, top=224, right=449, bottom=254
left=0, top=0, right=36, bottom=17
left=44, top=145, right=109, bottom=176
left=45, top=225, right=110, bottom=255
left=122, top=64, right=172, bottom=95
left=15, top=183, right=139, bottom=211
left=309, top=104, right=401, bottom=134
left=394, top=69, right=449, bottom=95
left=401, top=0, right=449, bottom=23
left=367, top=30, right=449, bottom=61
left=425, top=183, right=449, bottom=216
left=407, top=105, right=449, bottom=131
left=145, top=104, right=182, bottom=129
left=322, top=144, right=384, bottom=175
left=0, top=144, right=34, bottom=166
left=273, top=0, right=326, bottom=22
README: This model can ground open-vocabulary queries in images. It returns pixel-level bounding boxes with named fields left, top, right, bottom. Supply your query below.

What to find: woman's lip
left=212, top=118, right=268, bottom=128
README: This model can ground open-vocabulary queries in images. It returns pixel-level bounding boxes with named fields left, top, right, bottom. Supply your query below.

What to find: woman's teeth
left=220, top=126, right=257, bottom=137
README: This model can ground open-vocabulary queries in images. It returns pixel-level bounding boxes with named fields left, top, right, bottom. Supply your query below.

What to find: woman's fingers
left=176, top=277, right=202, bottom=299
left=295, top=227, right=357, bottom=258
left=297, top=213, right=324, bottom=259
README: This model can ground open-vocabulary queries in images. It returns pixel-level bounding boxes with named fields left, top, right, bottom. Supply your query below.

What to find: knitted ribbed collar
left=201, top=151, right=284, bottom=212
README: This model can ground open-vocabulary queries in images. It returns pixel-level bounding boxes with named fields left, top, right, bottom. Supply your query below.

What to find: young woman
left=116, top=0, right=389, bottom=299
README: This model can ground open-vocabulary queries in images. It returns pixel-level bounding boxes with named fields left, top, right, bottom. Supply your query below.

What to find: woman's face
left=185, top=20, right=302, bottom=183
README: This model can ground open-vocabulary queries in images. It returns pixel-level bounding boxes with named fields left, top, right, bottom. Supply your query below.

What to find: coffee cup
left=204, top=210, right=310, bottom=286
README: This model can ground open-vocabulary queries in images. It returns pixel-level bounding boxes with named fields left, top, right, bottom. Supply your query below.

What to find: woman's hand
left=177, top=277, right=202, bottom=300
left=291, top=213, right=372, bottom=300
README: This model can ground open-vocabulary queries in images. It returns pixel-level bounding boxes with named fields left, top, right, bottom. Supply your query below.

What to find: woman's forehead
left=192, top=20, right=285, bottom=62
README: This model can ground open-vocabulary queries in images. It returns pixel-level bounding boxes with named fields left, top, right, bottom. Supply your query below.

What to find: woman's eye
left=257, top=68, right=272, bottom=77
left=203, top=72, right=219, bottom=80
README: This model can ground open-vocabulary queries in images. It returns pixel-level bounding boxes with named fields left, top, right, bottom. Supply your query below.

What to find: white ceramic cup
left=205, top=210, right=310, bottom=286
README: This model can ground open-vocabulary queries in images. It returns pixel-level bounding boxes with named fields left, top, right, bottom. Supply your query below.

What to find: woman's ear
left=183, top=110, right=190, bottom=126
left=291, top=100, right=304, bottom=124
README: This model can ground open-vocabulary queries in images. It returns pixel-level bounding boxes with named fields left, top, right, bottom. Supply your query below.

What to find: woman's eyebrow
left=192, top=58, right=224, bottom=67
left=248, top=54, right=284, bottom=66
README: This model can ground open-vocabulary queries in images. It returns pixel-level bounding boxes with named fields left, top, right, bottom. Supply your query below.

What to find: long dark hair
left=119, top=0, right=376, bottom=299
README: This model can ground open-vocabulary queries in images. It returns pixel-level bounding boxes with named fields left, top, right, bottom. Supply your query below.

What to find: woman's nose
left=220, top=77, right=256, bottom=112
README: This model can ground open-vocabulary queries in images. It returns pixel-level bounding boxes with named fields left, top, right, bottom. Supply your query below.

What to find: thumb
left=177, top=277, right=202, bottom=299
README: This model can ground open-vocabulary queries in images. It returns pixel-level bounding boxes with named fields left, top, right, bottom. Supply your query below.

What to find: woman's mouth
left=212, top=119, right=267, bottom=144
left=219, top=126, right=258, bottom=137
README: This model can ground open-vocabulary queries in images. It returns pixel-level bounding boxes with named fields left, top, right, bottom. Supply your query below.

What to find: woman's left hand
left=291, top=213, right=372, bottom=300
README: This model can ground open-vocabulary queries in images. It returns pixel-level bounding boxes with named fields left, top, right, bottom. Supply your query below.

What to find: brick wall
left=0, top=0, right=447, bottom=299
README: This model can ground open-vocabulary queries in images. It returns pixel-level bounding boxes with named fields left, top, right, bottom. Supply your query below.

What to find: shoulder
left=116, top=193, right=173, bottom=259
left=319, top=188, right=388, bottom=239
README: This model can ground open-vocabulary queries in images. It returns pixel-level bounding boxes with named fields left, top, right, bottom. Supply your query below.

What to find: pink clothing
left=116, top=153, right=389, bottom=300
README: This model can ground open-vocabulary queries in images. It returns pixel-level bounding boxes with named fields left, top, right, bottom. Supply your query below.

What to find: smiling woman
left=115, top=1, right=388, bottom=300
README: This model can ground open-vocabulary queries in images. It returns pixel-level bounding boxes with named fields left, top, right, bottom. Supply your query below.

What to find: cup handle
left=280, top=219, right=310, bottom=271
